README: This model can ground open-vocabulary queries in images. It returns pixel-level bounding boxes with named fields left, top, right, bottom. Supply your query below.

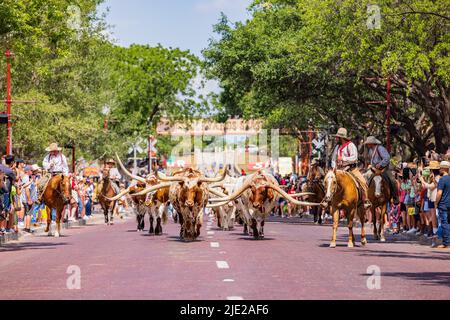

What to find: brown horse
left=368, top=168, right=391, bottom=242
left=302, top=179, right=325, bottom=224
left=98, top=169, right=117, bottom=225
left=322, top=170, right=367, bottom=248
left=43, top=175, right=71, bottom=237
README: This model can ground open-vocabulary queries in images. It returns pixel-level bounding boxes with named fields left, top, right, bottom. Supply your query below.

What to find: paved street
left=0, top=212, right=449, bottom=300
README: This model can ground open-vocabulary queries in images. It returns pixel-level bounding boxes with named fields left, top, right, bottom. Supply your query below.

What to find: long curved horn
left=208, top=187, right=228, bottom=198
left=268, top=183, right=321, bottom=206
left=290, top=192, right=316, bottom=197
left=115, top=152, right=146, bottom=184
left=156, top=170, right=185, bottom=182
left=199, top=168, right=228, bottom=183
left=206, top=202, right=229, bottom=208
left=106, top=187, right=131, bottom=201
left=208, top=181, right=251, bottom=203
left=132, top=182, right=173, bottom=196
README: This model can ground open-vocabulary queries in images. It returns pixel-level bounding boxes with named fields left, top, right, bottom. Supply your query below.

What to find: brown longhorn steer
left=133, top=168, right=228, bottom=241
left=208, top=170, right=318, bottom=239
left=108, top=154, right=170, bottom=235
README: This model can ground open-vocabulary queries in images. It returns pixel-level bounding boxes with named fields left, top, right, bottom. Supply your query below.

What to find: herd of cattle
left=108, top=154, right=319, bottom=241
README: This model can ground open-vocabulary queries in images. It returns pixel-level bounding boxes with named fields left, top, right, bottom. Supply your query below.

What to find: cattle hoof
left=361, top=239, right=367, bottom=246
left=47, top=231, right=52, bottom=237
left=329, top=242, right=336, bottom=248
left=55, top=232, right=60, bottom=238
left=347, top=242, right=354, bottom=248
left=380, top=237, right=386, bottom=242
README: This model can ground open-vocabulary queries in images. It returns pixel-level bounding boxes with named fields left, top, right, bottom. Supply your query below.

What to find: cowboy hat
left=364, top=136, right=382, bottom=145
left=425, top=160, right=440, bottom=170
left=333, top=128, right=349, bottom=140
left=440, top=161, right=450, bottom=169
left=31, top=164, right=41, bottom=172
left=105, top=158, right=116, bottom=164
left=45, top=143, right=62, bottom=152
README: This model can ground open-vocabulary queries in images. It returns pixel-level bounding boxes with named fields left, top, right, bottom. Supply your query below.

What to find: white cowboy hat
left=333, top=128, right=349, bottom=140
left=364, top=136, right=382, bottom=145
left=45, top=143, right=62, bottom=152
left=440, top=161, right=450, bottom=169
left=31, top=164, right=41, bottom=172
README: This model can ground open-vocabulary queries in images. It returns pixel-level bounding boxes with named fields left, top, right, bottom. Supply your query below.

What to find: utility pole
left=5, top=50, right=12, bottom=155
left=365, top=76, right=392, bottom=153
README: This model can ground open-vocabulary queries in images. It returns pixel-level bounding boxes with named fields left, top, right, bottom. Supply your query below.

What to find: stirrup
left=364, top=200, right=372, bottom=209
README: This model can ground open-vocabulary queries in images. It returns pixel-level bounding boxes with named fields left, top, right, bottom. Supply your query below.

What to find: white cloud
left=195, top=0, right=249, bottom=14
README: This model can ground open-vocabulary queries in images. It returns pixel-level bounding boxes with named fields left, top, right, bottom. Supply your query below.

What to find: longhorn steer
left=208, top=170, right=319, bottom=239
left=134, top=168, right=227, bottom=241
left=107, top=154, right=170, bottom=235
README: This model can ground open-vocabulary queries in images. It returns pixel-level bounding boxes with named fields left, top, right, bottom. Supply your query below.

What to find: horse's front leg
left=359, top=205, right=367, bottom=246
left=330, top=207, right=339, bottom=248
left=380, top=204, right=387, bottom=242
left=347, top=208, right=355, bottom=248
left=45, top=206, right=52, bottom=236
left=103, top=206, right=109, bottom=225
left=109, top=202, right=115, bottom=225
left=372, top=207, right=379, bottom=240
left=55, top=207, right=63, bottom=238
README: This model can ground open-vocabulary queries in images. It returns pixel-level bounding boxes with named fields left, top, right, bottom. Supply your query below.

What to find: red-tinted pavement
left=0, top=213, right=449, bottom=300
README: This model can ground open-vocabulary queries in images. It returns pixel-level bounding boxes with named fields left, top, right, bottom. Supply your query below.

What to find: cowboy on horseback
left=102, top=158, right=122, bottom=195
left=331, top=128, right=371, bottom=209
left=36, top=143, right=69, bottom=203
left=309, top=158, right=325, bottom=181
left=364, top=136, right=399, bottom=205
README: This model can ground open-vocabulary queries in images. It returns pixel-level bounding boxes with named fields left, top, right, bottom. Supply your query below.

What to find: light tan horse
left=322, top=170, right=367, bottom=248
left=43, top=175, right=71, bottom=237
left=368, top=168, right=391, bottom=242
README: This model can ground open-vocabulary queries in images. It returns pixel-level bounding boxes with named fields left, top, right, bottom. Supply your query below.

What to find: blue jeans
left=85, top=198, right=92, bottom=216
left=438, top=209, right=450, bottom=246
left=2, top=193, right=11, bottom=212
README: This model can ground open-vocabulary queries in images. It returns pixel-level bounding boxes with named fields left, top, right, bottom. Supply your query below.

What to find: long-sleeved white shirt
left=109, top=167, right=122, bottom=181
left=43, top=153, right=69, bottom=175
left=331, top=141, right=358, bottom=169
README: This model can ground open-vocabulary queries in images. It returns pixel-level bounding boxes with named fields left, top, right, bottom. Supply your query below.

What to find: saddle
left=341, top=170, right=364, bottom=205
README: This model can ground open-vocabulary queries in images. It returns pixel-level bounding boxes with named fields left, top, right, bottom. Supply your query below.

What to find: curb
left=268, top=215, right=443, bottom=247
left=0, top=210, right=133, bottom=245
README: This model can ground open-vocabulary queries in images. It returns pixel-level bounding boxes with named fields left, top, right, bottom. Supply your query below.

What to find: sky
left=98, top=0, right=253, bottom=57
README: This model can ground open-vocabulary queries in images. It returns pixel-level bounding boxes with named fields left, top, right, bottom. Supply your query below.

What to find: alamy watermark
left=366, top=265, right=381, bottom=290
left=66, top=265, right=81, bottom=290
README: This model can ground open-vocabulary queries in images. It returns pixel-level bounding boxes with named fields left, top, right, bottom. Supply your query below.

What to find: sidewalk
left=0, top=208, right=133, bottom=245
left=268, top=214, right=443, bottom=247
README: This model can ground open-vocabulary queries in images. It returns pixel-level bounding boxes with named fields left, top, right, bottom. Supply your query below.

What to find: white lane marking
left=207, top=231, right=215, bottom=235
left=219, top=251, right=226, bottom=254
left=207, top=236, right=214, bottom=239
left=227, top=296, right=244, bottom=300
left=216, top=261, right=229, bottom=269
left=210, top=242, right=220, bottom=248
left=223, top=279, right=235, bottom=282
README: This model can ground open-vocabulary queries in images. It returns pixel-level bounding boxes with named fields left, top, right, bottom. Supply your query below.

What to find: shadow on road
left=357, top=250, right=450, bottom=261
left=379, top=272, right=450, bottom=287
left=0, top=241, right=69, bottom=252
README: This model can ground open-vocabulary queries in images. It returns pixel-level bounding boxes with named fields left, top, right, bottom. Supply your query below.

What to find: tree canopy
left=0, top=0, right=206, bottom=163
left=204, top=0, right=450, bottom=158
